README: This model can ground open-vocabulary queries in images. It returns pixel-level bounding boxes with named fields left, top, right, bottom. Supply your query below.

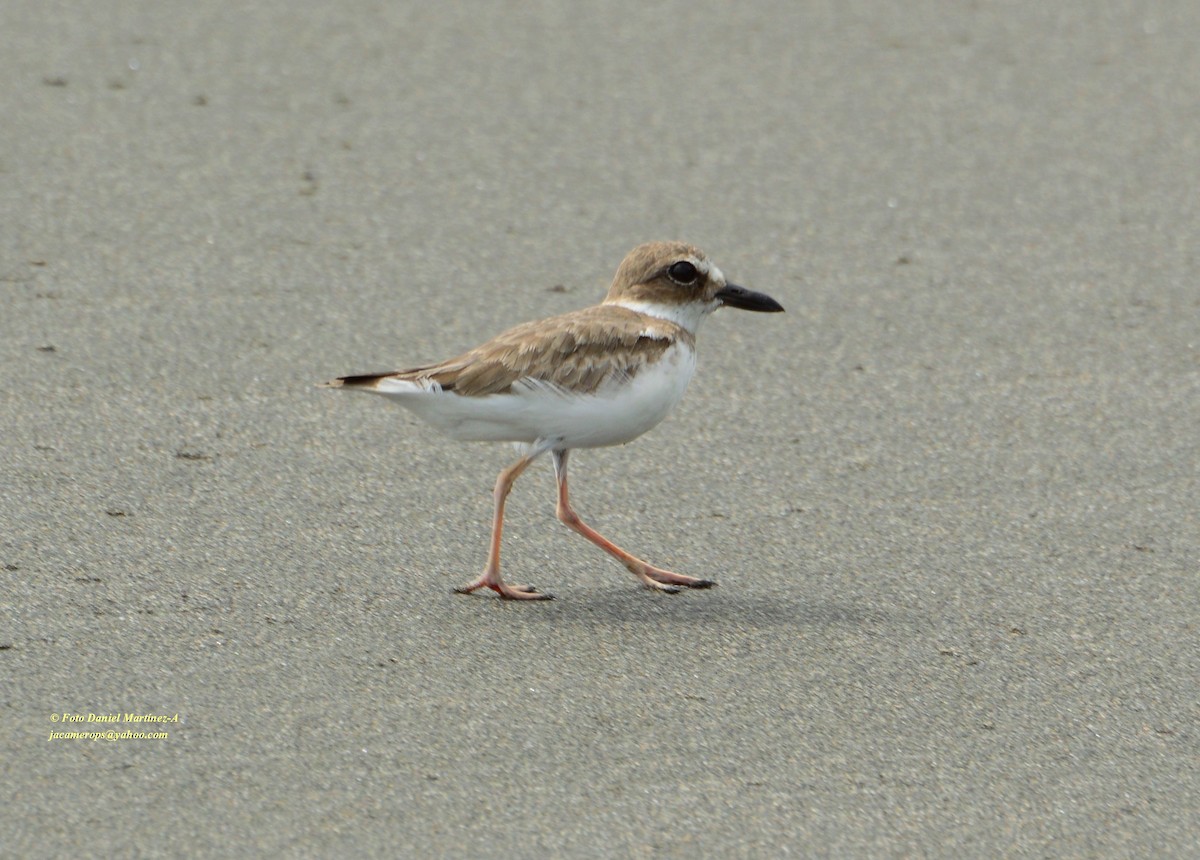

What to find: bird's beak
left=715, top=284, right=785, bottom=313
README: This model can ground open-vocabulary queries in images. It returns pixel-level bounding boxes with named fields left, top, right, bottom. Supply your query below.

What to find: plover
left=320, top=241, right=784, bottom=600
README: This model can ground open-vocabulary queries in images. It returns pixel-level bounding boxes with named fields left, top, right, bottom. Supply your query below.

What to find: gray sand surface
left=3, top=2, right=1198, bottom=856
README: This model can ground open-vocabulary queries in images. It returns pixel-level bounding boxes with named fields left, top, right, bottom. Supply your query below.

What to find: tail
left=316, top=372, right=395, bottom=390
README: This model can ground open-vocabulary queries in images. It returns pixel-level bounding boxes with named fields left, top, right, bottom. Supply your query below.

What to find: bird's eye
left=667, top=261, right=699, bottom=285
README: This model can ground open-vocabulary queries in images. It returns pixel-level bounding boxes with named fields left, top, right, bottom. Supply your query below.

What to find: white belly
left=372, top=342, right=697, bottom=448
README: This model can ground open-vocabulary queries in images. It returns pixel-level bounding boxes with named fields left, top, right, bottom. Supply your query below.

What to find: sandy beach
left=3, top=2, right=1198, bottom=855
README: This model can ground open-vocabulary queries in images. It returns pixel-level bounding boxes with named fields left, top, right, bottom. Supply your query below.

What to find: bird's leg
left=454, top=450, right=554, bottom=600
left=552, top=450, right=715, bottom=592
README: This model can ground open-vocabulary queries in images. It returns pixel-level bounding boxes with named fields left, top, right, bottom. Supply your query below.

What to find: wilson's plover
left=321, top=241, right=783, bottom=599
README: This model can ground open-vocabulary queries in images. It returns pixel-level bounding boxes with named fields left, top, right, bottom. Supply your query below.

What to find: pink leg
left=454, top=452, right=554, bottom=600
left=552, top=450, right=714, bottom=593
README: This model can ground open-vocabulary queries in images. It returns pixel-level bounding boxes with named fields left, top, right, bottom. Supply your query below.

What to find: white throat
left=609, top=298, right=716, bottom=334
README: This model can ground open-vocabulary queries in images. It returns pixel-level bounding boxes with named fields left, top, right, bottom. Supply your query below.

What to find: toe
left=495, top=582, right=555, bottom=600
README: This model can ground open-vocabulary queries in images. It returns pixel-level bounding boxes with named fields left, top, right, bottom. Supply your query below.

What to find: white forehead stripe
left=679, top=256, right=724, bottom=287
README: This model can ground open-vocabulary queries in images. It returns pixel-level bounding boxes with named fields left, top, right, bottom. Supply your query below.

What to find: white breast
left=369, top=341, right=698, bottom=448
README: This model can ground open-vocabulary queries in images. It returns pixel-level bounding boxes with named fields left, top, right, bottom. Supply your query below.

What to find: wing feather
left=335, top=305, right=690, bottom=397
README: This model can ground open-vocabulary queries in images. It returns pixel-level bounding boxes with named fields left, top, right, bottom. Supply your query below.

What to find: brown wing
left=339, top=305, right=687, bottom=397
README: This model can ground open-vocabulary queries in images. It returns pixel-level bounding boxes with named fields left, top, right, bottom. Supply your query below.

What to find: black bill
left=715, top=283, right=785, bottom=313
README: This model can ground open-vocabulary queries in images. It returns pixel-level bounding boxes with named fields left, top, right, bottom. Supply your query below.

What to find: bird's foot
left=453, top=575, right=554, bottom=600
left=632, top=565, right=716, bottom=593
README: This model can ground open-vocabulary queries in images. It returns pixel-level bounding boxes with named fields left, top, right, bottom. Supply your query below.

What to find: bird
left=319, top=241, right=784, bottom=600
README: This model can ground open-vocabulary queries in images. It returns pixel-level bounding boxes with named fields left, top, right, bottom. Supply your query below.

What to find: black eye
left=667, top=261, right=698, bottom=285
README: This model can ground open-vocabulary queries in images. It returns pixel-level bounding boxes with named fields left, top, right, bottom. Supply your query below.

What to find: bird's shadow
left=464, top=581, right=889, bottom=631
